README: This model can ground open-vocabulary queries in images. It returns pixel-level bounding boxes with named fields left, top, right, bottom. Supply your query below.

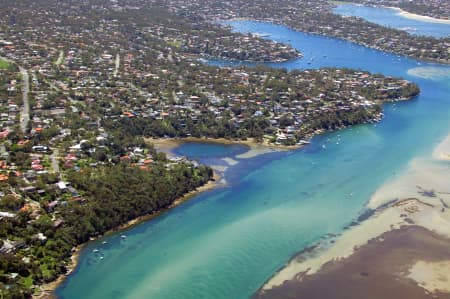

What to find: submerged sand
left=255, top=226, right=450, bottom=299
left=407, top=66, right=450, bottom=81
left=258, top=129, right=450, bottom=298
left=261, top=197, right=448, bottom=291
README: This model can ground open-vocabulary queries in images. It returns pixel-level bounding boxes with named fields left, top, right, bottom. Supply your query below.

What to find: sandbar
left=255, top=226, right=450, bottom=299
left=388, top=7, right=450, bottom=25
left=257, top=128, right=450, bottom=298
left=261, top=200, right=409, bottom=290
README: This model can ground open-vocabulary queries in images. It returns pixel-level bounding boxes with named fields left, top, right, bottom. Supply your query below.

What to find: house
left=56, top=181, right=67, bottom=191
left=32, top=145, right=49, bottom=152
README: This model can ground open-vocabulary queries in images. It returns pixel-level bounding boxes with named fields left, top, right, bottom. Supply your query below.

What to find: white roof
left=57, top=181, right=67, bottom=189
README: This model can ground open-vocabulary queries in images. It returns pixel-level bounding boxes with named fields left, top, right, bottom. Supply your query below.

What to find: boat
left=297, top=140, right=311, bottom=145
left=93, top=249, right=99, bottom=253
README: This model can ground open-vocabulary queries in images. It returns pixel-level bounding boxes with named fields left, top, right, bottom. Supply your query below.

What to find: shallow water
left=333, top=4, right=450, bottom=38
left=57, top=21, right=450, bottom=299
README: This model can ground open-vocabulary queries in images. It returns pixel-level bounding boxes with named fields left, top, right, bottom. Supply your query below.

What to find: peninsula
left=164, top=0, right=450, bottom=64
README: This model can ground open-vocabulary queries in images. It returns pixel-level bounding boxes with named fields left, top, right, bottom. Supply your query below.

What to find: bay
left=57, top=20, right=450, bottom=299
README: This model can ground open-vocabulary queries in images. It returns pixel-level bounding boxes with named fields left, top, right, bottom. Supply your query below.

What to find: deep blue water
left=57, top=19, right=450, bottom=299
left=333, top=4, right=450, bottom=38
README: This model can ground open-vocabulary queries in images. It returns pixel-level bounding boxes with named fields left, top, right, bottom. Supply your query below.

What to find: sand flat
left=389, top=7, right=450, bottom=25
left=260, top=196, right=448, bottom=292
left=408, top=260, right=450, bottom=293
left=262, top=206, right=405, bottom=290
left=222, top=157, right=239, bottom=166
left=369, top=158, right=450, bottom=210
left=257, top=128, right=450, bottom=298
left=255, top=226, right=450, bottom=299
left=433, top=133, right=450, bottom=161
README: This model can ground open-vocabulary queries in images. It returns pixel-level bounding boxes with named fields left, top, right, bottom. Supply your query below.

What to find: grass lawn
left=0, top=58, right=10, bottom=69
left=19, top=275, right=34, bottom=289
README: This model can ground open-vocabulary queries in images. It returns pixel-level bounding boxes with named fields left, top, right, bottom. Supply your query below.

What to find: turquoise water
left=333, top=4, right=450, bottom=38
left=57, top=21, right=450, bottom=299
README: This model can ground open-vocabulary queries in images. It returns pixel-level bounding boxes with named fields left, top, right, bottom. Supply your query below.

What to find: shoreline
left=35, top=24, right=423, bottom=298
left=147, top=137, right=303, bottom=159
left=225, top=15, right=450, bottom=66
left=340, top=4, right=450, bottom=25
left=39, top=135, right=298, bottom=298
left=255, top=225, right=450, bottom=299
left=258, top=196, right=450, bottom=296
left=34, top=171, right=222, bottom=299
left=257, top=129, right=450, bottom=297
left=387, top=6, right=450, bottom=25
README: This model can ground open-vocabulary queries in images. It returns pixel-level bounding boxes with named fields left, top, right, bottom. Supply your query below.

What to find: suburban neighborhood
left=0, top=0, right=423, bottom=297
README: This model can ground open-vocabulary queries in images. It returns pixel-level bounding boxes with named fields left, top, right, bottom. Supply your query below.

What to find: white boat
left=297, top=140, right=311, bottom=145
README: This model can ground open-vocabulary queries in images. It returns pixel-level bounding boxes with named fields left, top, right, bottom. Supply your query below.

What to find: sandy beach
left=33, top=247, right=82, bottom=299
left=34, top=171, right=221, bottom=299
left=388, top=7, right=450, bottom=25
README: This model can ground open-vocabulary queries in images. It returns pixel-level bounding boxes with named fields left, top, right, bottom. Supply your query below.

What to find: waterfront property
left=57, top=20, right=450, bottom=299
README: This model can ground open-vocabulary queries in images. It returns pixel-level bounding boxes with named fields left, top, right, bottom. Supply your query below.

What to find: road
left=113, top=53, right=120, bottom=77
left=51, top=148, right=60, bottom=175
left=19, top=67, right=30, bottom=133
left=55, top=50, right=64, bottom=66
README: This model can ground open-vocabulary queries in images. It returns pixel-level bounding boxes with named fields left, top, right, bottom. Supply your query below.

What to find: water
left=173, top=143, right=248, bottom=159
left=333, top=4, right=450, bottom=38
left=57, top=20, right=450, bottom=299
